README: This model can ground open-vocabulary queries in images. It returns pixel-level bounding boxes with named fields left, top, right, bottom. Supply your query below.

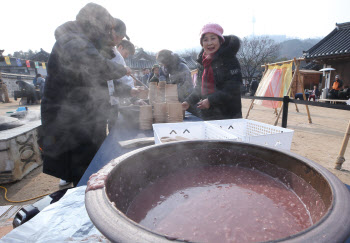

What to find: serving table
left=2, top=113, right=350, bottom=243
left=77, top=111, right=201, bottom=186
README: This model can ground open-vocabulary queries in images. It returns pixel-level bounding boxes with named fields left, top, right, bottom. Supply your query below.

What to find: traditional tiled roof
left=29, top=49, right=50, bottom=62
left=125, top=48, right=156, bottom=69
left=299, top=69, right=322, bottom=74
left=125, top=48, right=197, bottom=70
left=304, top=22, right=350, bottom=59
left=132, top=48, right=156, bottom=62
left=125, top=58, right=156, bottom=69
left=301, top=61, right=323, bottom=70
left=182, top=56, right=197, bottom=70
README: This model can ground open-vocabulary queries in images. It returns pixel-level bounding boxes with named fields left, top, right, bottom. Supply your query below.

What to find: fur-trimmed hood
left=197, top=35, right=241, bottom=64
left=54, top=21, right=81, bottom=42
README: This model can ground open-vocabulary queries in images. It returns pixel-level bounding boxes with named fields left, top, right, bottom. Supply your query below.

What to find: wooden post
left=282, top=96, right=289, bottom=128
left=334, top=121, right=350, bottom=170
left=289, top=84, right=299, bottom=112
left=300, top=71, right=312, bottom=124
left=246, top=64, right=268, bottom=119
left=245, top=100, right=255, bottom=119
left=274, top=58, right=298, bottom=126
left=294, top=103, right=299, bottom=112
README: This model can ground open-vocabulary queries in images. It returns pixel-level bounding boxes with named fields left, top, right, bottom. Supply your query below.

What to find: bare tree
left=12, top=49, right=38, bottom=59
left=0, top=50, right=4, bottom=62
left=237, top=36, right=280, bottom=83
left=180, top=48, right=200, bottom=60
left=145, top=50, right=156, bottom=56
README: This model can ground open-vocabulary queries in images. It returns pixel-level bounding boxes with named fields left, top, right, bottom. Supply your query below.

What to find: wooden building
left=125, top=48, right=156, bottom=78
left=303, top=22, right=350, bottom=88
left=30, top=49, right=50, bottom=76
left=292, top=70, right=322, bottom=94
left=299, top=70, right=322, bottom=90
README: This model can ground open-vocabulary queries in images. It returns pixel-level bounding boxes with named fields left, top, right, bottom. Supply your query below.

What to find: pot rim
left=85, top=140, right=350, bottom=243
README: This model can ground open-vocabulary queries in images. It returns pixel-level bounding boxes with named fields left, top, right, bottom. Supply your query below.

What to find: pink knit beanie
left=200, top=23, right=224, bottom=46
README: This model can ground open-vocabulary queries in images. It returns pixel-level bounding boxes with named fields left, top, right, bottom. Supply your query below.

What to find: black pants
left=328, top=90, right=339, bottom=99
left=42, top=122, right=107, bottom=186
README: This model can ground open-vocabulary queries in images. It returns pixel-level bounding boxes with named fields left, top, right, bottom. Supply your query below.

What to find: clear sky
left=1, top=0, right=349, bottom=56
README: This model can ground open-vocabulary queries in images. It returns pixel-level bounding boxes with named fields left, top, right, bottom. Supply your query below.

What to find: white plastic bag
left=0, top=186, right=108, bottom=243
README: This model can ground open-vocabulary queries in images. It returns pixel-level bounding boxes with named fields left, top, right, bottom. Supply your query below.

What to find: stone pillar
left=0, top=120, right=42, bottom=184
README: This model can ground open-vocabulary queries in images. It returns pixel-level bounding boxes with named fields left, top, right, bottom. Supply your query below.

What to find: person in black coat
left=182, top=23, right=242, bottom=120
left=250, top=78, right=259, bottom=96
left=41, top=3, right=133, bottom=186
left=16, top=80, right=38, bottom=104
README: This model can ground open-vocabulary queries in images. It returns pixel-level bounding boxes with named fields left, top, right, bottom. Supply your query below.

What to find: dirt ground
left=0, top=98, right=349, bottom=207
left=242, top=98, right=350, bottom=185
left=0, top=99, right=72, bottom=207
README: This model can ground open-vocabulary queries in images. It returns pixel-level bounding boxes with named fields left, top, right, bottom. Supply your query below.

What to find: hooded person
left=156, top=50, right=194, bottom=102
left=149, top=64, right=160, bottom=83
left=182, top=23, right=243, bottom=120
left=41, top=3, right=134, bottom=186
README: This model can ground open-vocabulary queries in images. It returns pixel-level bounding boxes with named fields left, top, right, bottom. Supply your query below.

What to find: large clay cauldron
left=85, top=141, right=350, bottom=242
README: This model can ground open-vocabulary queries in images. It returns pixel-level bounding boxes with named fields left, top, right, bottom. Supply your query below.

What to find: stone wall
left=0, top=121, right=42, bottom=184
left=1, top=73, right=35, bottom=98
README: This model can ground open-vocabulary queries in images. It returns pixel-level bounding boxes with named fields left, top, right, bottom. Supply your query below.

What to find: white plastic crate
left=153, top=121, right=238, bottom=144
left=205, top=119, right=294, bottom=150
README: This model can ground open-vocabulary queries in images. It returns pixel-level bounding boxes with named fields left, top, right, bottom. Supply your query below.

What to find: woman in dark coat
left=41, top=3, right=132, bottom=185
left=182, top=23, right=242, bottom=120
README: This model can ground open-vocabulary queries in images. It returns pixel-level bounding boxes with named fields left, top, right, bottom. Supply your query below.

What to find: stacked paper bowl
left=153, top=102, right=167, bottom=123
left=148, top=83, right=158, bottom=105
left=165, top=84, right=178, bottom=103
left=139, top=105, right=153, bottom=130
left=167, top=102, right=183, bottom=123
left=156, top=81, right=166, bottom=103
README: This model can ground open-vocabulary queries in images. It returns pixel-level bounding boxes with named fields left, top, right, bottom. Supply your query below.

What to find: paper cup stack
left=148, top=83, right=158, bottom=104
left=167, top=102, right=183, bottom=123
left=139, top=105, right=153, bottom=130
left=156, top=81, right=166, bottom=102
left=136, top=86, right=149, bottom=99
left=153, top=102, right=167, bottom=123
left=165, top=84, right=179, bottom=103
